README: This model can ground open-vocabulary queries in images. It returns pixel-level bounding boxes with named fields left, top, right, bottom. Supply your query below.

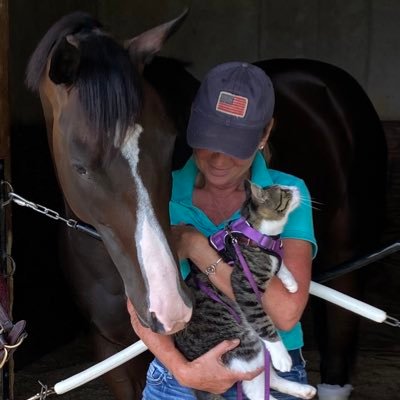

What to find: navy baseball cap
left=187, top=62, right=275, bottom=160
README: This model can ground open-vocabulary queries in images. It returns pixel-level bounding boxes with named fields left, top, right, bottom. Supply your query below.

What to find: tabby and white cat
left=174, top=182, right=316, bottom=400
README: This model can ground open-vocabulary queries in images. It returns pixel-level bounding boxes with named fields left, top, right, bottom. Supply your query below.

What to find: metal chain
left=25, top=381, right=55, bottom=400
left=0, top=180, right=59, bottom=398
left=1, top=181, right=78, bottom=229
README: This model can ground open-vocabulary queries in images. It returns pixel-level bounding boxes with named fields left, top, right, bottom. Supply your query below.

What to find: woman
left=128, top=61, right=317, bottom=399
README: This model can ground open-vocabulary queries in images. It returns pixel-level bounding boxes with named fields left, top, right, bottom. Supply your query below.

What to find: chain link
left=1, top=180, right=78, bottom=229
left=25, top=382, right=55, bottom=400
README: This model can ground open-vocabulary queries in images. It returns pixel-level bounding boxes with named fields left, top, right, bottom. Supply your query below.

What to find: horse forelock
left=76, top=33, right=142, bottom=163
left=26, top=11, right=102, bottom=92
left=27, top=12, right=142, bottom=164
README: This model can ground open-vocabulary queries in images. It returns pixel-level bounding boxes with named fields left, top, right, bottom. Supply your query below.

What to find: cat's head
left=242, top=181, right=300, bottom=234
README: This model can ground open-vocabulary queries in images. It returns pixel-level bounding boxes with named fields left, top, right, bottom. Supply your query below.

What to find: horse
left=25, top=11, right=194, bottom=399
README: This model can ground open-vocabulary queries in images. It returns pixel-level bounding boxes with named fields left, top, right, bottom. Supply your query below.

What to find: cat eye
left=275, top=192, right=284, bottom=213
left=275, top=192, right=289, bottom=213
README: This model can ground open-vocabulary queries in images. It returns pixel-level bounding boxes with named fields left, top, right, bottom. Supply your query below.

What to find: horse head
left=26, top=11, right=193, bottom=335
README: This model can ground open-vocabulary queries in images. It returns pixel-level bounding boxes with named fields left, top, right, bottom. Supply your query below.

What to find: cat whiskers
left=298, top=195, right=324, bottom=211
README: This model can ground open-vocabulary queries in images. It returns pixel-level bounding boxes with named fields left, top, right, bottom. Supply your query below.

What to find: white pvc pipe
left=53, top=339, right=148, bottom=394
left=309, top=281, right=387, bottom=323
left=52, top=281, right=387, bottom=395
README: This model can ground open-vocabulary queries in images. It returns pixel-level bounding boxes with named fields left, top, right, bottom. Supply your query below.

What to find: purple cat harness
left=204, top=217, right=284, bottom=400
left=209, top=217, right=284, bottom=261
left=210, top=216, right=283, bottom=304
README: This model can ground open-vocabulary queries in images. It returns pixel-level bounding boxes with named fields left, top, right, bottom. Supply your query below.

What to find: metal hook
left=1, top=254, right=16, bottom=278
left=0, top=180, right=14, bottom=207
left=227, top=231, right=238, bottom=245
left=0, top=347, right=8, bottom=369
left=383, top=315, right=400, bottom=328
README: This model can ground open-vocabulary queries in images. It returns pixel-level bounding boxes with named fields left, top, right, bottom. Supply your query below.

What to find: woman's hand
left=127, top=299, right=262, bottom=394
left=174, top=339, right=264, bottom=394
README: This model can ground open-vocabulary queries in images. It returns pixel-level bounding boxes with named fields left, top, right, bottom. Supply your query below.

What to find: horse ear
left=125, top=8, right=189, bottom=72
left=49, top=35, right=80, bottom=85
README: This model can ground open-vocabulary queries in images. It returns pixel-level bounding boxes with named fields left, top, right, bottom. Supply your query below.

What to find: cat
left=174, top=181, right=316, bottom=400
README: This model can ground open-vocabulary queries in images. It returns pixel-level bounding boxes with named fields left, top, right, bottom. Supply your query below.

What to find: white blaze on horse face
left=121, top=124, right=191, bottom=333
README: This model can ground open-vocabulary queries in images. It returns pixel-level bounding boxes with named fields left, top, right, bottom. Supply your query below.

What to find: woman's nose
left=210, top=152, right=231, bottom=167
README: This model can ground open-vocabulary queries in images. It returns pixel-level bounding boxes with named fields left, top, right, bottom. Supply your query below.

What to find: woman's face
left=193, top=149, right=255, bottom=190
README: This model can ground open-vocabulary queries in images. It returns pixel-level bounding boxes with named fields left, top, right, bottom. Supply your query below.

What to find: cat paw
left=295, top=384, right=316, bottom=399
left=262, top=339, right=292, bottom=372
left=271, top=378, right=316, bottom=399
left=277, top=264, right=298, bottom=293
left=285, top=281, right=298, bottom=293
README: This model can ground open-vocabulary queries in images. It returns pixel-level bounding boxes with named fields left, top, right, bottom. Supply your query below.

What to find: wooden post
left=0, top=0, right=10, bottom=163
left=0, top=0, right=13, bottom=399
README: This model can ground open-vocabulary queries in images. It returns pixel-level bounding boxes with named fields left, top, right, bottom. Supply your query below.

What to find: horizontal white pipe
left=54, top=340, right=148, bottom=394
left=52, top=281, right=387, bottom=394
left=309, top=281, right=387, bottom=323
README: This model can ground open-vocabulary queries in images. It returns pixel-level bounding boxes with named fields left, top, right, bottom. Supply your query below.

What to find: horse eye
left=73, top=164, right=88, bottom=175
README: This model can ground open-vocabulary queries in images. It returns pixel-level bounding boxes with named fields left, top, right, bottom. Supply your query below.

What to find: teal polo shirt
left=169, top=151, right=317, bottom=350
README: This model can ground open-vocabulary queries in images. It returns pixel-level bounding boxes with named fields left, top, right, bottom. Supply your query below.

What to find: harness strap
left=207, top=217, right=280, bottom=400
left=264, top=344, right=271, bottom=398
left=237, top=381, right=243, bottom=400
left=231, top=238, right=263, bottom=304
left=195, top=277, right=241, bottom=324
left=209, top=217, right=283, bottom=261
left=235, top=342, right=270, bottom=400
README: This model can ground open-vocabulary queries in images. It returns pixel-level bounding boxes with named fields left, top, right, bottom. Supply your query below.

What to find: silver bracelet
left=204, top=257, right=223, bottom=276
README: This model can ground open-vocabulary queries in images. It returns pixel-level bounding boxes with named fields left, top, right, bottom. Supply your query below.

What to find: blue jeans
left=142, top=349, right=308, bottom=400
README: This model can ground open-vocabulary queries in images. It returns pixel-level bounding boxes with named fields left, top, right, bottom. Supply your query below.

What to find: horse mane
left=26, top=12, right=142, bottom=160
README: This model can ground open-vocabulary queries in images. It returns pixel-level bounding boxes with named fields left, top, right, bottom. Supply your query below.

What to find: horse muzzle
left=149, top=311, right=190, bottom=335
left=137, top=307, right=192, bottom=335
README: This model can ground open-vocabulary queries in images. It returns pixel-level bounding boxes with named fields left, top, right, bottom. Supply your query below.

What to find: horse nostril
left=149, top=312, right=165, bottom=333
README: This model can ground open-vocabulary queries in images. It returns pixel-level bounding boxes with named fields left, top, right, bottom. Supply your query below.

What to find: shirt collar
left=172, top=151, right=273, bottom=205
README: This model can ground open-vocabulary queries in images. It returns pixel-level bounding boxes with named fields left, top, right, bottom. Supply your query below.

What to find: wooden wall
left=0, top=0, right=10, bottom=161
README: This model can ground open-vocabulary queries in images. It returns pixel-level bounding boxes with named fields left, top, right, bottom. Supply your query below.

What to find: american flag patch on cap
left=216, top=91, right=248, bottom=118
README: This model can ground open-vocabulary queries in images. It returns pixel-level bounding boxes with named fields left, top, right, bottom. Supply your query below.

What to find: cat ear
left=248, top=181, right=264, bottom=202
left=244, top=179, right=252, bottom=197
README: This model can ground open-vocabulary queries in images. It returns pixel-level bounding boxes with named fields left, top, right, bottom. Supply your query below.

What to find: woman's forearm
left=262, top=238, right=312, bottom=330
left=172, top=224, right=235, bottom=299
left=172, top=226, right=313, bottom=331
